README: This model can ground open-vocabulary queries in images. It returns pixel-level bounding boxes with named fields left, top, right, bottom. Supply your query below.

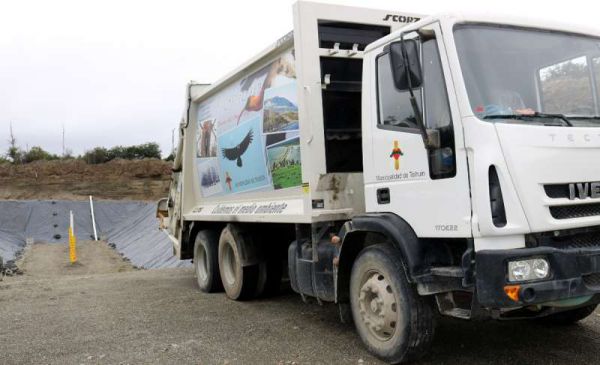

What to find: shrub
left=22, top=146, right=59, bottom=163
left=164, top=152, right=175, bottom=161
left=82, top=147, right=110, bottom=164
left=7, top=146, right=23, bottom=164
left=83, top=142, right=162, bottom=164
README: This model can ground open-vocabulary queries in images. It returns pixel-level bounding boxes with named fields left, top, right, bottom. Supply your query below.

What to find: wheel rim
left=222, top=241, right=237, bottom=287
left=196, top=244, right=208, bottom=284
left=358, top=270, right=399, bottom=342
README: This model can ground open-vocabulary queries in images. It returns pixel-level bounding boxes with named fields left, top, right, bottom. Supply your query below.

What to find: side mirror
left=389, top=39, right=422, bottom=91
left=156, top=198, right=169, bottom=218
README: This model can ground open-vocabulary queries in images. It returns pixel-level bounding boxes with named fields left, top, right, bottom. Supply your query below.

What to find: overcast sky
left=1, top=0, right=598, bottom=157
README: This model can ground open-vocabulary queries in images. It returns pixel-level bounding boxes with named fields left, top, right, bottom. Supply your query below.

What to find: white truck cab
left=158, top=3, right=600, bottom=363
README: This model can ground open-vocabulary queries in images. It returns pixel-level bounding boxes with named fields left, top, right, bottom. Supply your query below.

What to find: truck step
left=430, top=266, right=464, bottom=278
left=441, top=308, right=471, bottom=320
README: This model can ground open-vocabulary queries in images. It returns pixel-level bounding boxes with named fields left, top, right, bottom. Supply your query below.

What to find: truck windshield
left=454, top=24, right=600, bottom=127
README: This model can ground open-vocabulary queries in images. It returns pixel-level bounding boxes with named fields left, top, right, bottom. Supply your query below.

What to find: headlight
left=508, top=258, right=550, bottom=282
left=532, top=259, right=550, bottom=279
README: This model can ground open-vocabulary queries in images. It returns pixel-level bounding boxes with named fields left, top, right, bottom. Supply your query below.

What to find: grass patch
left=271, top=164, right=301, bottom=189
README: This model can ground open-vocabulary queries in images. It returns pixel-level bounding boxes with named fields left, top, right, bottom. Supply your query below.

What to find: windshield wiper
left=565, top=115, right=600, bottom=121
left=483, top=112, right=573, bottom=126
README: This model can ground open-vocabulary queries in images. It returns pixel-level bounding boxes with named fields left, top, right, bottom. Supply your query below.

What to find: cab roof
left=365, top=12, right=600, bottom=54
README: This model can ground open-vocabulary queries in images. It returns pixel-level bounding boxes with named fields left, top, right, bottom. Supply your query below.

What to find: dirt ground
left=17, top=241, right=134, bottom=277
left=0, top=159, right=171, bottom=201
left=1, top=241, right=599, bottom=365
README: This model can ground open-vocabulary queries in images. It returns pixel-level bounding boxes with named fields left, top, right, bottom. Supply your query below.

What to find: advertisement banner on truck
left=195, top=48, right=301, bottom=198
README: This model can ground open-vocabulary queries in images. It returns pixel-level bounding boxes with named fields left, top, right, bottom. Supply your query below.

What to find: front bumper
left=475, top=246, right=600, bottom=308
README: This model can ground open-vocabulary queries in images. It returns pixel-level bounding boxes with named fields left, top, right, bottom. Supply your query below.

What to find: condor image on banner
left=217, top=117, right=269, bottom=194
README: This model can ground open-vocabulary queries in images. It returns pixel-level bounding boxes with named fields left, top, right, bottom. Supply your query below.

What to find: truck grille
left=527, top=227, right=600, bottom=249
left=569, top=230, right=600, bottom=249
left=544, top=184, right=570, bottom=199
left=583, top=273, right=600, bottom=290
left=550, top=203, right=600, bottom=220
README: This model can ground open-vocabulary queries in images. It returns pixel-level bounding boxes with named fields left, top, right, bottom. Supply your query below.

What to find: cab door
left=362, top=23, right=471, bottom=238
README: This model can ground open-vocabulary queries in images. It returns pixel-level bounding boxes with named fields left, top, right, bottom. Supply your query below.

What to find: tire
left=193, top=230, right=223, bottom=293
left=218, top=225, right=259, bottom=301
left=540, top=304, right=598, bottom=325
left=350, top=244, right=435, bottom=364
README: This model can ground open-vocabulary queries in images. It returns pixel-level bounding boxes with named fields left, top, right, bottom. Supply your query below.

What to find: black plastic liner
left=0, top=200, right=190, bottom=269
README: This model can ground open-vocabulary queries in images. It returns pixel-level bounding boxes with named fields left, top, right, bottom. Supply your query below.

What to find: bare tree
left=64, top=148, right=74, bottom=159
left=7, top=122, right=21, bottom=163
left=8, top=122, right=16, bottom=148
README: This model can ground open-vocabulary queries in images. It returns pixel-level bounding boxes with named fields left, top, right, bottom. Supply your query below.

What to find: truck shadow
left=274, top=285, right=599, bottom=365
left=423, top=316, right=599, bottom=365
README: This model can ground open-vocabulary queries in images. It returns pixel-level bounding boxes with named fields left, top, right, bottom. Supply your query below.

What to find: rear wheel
left=540, top=304, right=598, bottom=325
left=218, top=225, right=259, bottom=300
left=350, top=244, right=435, bottom=364
left=193, top=230, right=222, bottom=293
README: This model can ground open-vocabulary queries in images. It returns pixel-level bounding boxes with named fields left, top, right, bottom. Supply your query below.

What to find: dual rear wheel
left=193, top=224, right=281, bottom=300
left=193, top=230, right=222, bottom=293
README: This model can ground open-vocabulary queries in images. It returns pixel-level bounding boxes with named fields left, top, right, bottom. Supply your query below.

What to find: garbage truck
left=157, top=1, right=600, bottom=362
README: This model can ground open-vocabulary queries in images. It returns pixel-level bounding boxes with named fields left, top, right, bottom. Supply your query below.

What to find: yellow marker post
left=69, top=211, right=77, bottom=263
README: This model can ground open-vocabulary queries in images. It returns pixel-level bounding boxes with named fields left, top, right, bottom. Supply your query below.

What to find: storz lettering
left=382, top=14, right=421, bottom=23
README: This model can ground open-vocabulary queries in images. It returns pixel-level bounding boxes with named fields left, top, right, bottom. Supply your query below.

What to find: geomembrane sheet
left=0, top=200, right=190, bottom=269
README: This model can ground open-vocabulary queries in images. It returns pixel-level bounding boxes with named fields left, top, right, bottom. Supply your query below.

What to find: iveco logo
left=382, top=14, right=421, bottom=23
left=569, top=182, right=600, bottom=200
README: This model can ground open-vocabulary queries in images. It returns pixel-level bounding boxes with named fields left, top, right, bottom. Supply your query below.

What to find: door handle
left=377, top=188, right=390, bottom=204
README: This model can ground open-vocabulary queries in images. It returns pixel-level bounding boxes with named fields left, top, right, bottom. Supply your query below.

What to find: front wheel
left=350, top=244, right=435, bottom=364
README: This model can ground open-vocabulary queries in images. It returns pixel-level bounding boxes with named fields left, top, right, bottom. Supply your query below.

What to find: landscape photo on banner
left=267, top=136, right=301, bottom=190
left=197, top=158, right=223, bottom=197
left=263, top=82, right=299, bottom=134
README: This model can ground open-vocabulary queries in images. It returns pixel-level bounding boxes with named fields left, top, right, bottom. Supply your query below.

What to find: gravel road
left=0, top=242, right=599, bottom=364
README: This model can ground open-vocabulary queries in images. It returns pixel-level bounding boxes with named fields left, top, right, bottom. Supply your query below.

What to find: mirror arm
left=400, top=31, right=435, bottom=150
left=408, top=96, right=434, bottom=149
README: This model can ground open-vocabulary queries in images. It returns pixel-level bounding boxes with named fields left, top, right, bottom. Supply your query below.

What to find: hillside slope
left=0, top=159, right=172, bottom=201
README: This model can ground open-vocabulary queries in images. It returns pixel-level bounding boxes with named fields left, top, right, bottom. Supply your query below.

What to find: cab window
left=422, top=39, right=455, bottom=179
left=377, top=53, right=421, bottom=130
left=376, top=38, right=456, bottom=179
